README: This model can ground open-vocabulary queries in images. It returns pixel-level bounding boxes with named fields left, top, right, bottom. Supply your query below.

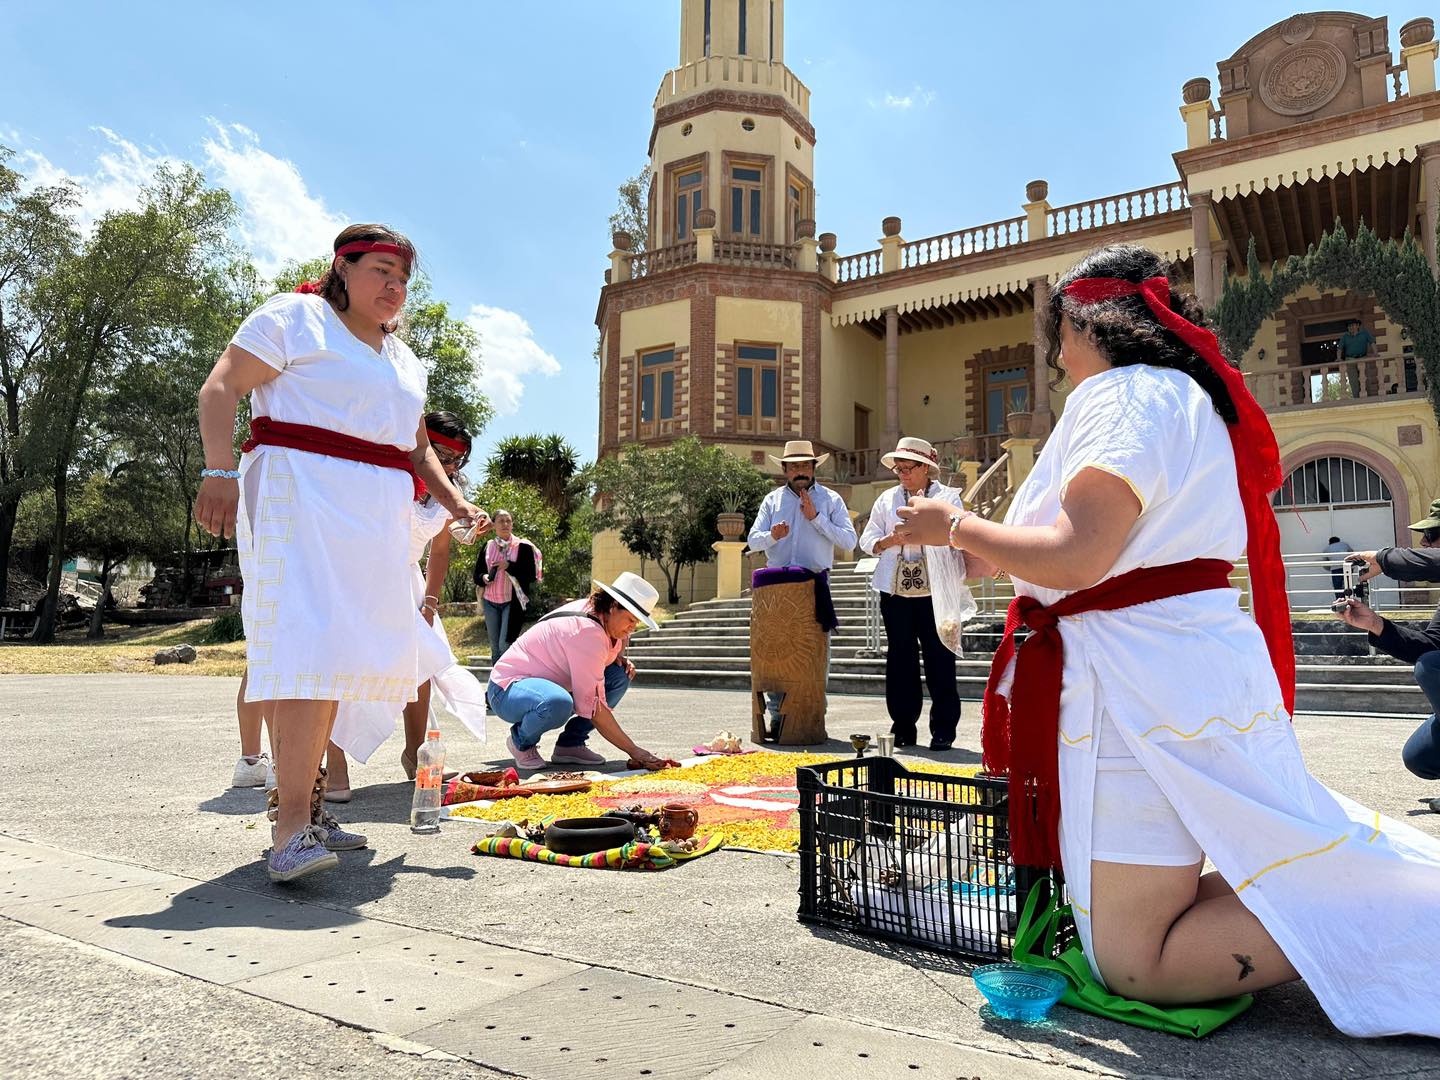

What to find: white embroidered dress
left=330, top=497, right=488, bottom=761
left=1003, top=363, right=1440, bottom=1038
left=233, top=292, right=425, bottom=705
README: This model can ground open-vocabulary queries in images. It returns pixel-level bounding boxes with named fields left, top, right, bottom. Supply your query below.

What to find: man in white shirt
left=747, top=440, right=858, bottom=735
left=1324, top=535, right=1354, bottom=597
left=859, top=437, right=962, bottom=749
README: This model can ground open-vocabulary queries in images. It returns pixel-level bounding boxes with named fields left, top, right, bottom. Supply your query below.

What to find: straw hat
left=592, top=571, right=660, bottom=631
left=880, top=436, right=940, bottom=478
left=767, top=439, right=830, bottom=468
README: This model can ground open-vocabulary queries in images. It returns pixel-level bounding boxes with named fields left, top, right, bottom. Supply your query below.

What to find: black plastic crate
left=796, top=757, right=1061, bottom=962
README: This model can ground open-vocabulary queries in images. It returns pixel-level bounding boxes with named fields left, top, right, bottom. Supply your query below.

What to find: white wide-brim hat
left=880, top=436, right=940, bottom=476
left=593, top=571, right=660, bottom=632
left=767, top=439, right=830, bottom=468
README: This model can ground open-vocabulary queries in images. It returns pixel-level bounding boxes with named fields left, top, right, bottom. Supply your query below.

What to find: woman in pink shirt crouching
left=486, top=572, right=669, bottom=770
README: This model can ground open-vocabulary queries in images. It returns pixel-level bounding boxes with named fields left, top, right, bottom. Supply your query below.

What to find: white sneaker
left=232, top=753, right=273, bottom=788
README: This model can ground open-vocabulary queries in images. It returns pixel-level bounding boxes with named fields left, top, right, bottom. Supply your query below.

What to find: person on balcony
left=1335, top=502, right=1440, bottom=811
left=747, top=441, right=858, bottom=735
left=1337, top=318, right=1374, bottom=398
left=859, top=437, right=962, bottom=750
left=892, top=243, right=1440, bottom=1037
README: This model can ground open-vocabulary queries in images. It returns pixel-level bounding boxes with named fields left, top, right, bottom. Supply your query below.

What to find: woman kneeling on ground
left=893, top=242, right=1440, bottom=1038
left=487, top=572, right=670, bottom=771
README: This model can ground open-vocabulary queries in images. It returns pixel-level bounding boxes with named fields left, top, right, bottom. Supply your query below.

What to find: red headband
left=293, top=240, right=412, bottom=295
left=1062, top=275, right=1294, bottom=712
left=427, top=429, right=468, bottom=454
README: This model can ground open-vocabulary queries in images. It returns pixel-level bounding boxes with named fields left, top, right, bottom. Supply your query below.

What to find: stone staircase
left=466, top=562, right=1429, bottom=716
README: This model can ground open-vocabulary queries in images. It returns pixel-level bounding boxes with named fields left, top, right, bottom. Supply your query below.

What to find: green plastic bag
left=1009, top=877, right=1252, bottom=1038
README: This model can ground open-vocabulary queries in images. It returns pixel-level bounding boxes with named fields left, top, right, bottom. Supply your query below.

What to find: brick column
left=1028, top=277, right=1053, bottom=436
left=691, top=290, right=717, bottom=436
left=883, top=305, right=900, bottom=449
left=1191, top=191, right=1216, bottom=308
left=1420, top=141, right=1440, bottom=279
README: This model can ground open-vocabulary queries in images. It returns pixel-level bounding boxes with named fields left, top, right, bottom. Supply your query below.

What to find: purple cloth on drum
left=751, top=566, right=839, bottom=633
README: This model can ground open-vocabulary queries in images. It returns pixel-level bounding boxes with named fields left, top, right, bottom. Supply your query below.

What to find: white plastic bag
left=924, top=488, right=977, bottom=655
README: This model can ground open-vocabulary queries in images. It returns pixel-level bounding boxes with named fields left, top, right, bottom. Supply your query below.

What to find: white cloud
left=464, top=304, right=562, bottom=416
left=871, top=85, right=937, bottom=110
left=200, top=120, right=346, bottom=276
left=19, top=128, right=181, bottom=232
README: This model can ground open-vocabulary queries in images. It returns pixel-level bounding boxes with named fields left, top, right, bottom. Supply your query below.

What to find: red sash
left=241, top=417, right=425, bottom=498
left=982, top=559, right=1237, bottom=869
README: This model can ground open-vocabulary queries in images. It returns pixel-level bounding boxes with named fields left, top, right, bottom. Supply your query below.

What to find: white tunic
left=329, top=497, right=488, bottom=762
left=1004, top=363, right=1440, bottom=1038
left=233, top=292, right=426, bottom=704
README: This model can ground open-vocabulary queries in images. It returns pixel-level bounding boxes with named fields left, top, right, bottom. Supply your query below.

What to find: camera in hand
left=1331, top=559, right=1369, bottom=612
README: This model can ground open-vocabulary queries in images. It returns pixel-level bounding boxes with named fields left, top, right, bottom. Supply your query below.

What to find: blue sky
left=3, top=1, right=1428, bottom=462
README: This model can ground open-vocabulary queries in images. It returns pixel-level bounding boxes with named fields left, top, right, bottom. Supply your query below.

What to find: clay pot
left=1182, top=77, right=1212, bottom=105
left=1400, top=17, right=1435, bottom=47
left=695, top=207, right=717, bottom=230
left=1005, top=411, right=1033, bottom=438
left=1025, top=179, right=1049, bottom=203
left=818, top=232, right=837, bottom=253
left=659, top=803, right=699, bottom=841
left=716, top=512, right=746, bottom=540
left=611, top=230, right=633, bottom=252
left=545, top=816, right=635, bottom=855
left=794, top=217, right=816, bottom=240
left=951, top=434, right=978, bottom=460
left=881, top=215, right=902, bottom=237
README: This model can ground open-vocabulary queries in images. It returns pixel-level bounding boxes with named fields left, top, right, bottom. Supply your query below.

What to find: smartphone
left=1331, top=560, right=1369, bottom=613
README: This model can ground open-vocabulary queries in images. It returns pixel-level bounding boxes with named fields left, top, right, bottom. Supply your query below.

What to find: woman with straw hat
left=486, top=572, right=670, bottom=771
left=859, top=437, right=962, bottom=750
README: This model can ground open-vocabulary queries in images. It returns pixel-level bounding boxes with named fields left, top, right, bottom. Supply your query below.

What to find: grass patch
left=0, top=617, right=247, bottom=677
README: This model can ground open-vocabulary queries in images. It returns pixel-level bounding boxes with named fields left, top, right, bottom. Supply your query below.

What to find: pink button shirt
left=488, top=599, right=629, bottom=718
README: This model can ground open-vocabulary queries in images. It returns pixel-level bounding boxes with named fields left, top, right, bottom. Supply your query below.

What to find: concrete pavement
left=1, top=674, right=1437, bottom=1079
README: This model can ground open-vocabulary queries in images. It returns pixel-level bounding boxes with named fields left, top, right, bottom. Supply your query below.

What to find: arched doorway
left=1273, top=455, right=1399, bottom=610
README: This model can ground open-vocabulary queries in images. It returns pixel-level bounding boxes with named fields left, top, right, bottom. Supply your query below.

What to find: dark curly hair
left=313, top=223, right=417, bottom=334
left=1044, top=244, right=1238, bottom=425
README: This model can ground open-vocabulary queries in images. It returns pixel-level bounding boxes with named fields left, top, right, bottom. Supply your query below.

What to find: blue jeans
left=482, top=598, right=511, bottom=661
left=487, top=661, right=631, bottom=751
left=1403, top=652, right=1440, bottom=781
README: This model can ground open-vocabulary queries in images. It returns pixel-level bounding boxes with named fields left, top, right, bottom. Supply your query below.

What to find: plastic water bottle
left=409, top=715, right=446, bottom=834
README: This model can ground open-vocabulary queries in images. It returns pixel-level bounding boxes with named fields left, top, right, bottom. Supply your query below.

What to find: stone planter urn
left=1025, top=179, right=1049, bottom=203
left=611, top=230, right=633, bottom=252
left=1005, top=411, right=1033, bottom=438
left=951, top=433, right=978, bottom=460
left=795, top=217, right=816, bottom=240
left=1401, top=17, right=1435, bottom=47
left=881, top=215, right=902, bottom=237
left=818, top=232, right=837, bottom=253
left=1182, top=77, right=1212, bottom=105
left=716, top=512, right=746, bottom=541
left=695, top=207, right=717, bottom=230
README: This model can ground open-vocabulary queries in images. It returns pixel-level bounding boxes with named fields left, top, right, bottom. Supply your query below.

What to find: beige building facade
left=596, top=3, right=1440, bottom=608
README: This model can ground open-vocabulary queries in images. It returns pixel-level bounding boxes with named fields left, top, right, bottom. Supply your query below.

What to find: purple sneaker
left=506, top=733, right=546, bottom=771
left=268, top=824, right=340, bottom=883
left=317, top=809, right=367, bottom=851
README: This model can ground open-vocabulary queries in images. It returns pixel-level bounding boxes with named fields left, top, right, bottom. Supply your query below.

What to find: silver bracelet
left=201, top=468, right=241, bottom=480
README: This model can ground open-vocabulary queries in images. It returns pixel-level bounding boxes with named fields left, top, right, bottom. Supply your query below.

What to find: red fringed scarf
left=981, top=275, right=1295, bottom=869
left=242, top=417, right=426, bottom=499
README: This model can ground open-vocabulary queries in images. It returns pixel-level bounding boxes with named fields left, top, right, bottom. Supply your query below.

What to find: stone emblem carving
left=1259, top=40, right=1347, bottom=115
left=1280, top=13, right=1316, bottom=44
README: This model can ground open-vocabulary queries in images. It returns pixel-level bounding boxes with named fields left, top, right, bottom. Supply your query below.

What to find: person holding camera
left=1334, top=499, right=1440, bottom=804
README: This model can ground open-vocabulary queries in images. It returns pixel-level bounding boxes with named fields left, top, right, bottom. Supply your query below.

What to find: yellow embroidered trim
left=1139, top=705, right=1286, bottom=742
left=1060, top=729, right=1093, bottom=747
left=1072, top=902, right=1090, bottom=916
left=1233, top=833, right=1350, bottom=893
left=1062, top=462, right=1147, bottom=512
left=1366, top=810, right=1382, bottom=844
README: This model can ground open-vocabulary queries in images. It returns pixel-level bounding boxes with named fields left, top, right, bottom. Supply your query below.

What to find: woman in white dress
left=328, top=410, right=489, bottom=776
left=895, top=243, right=1440, bottom=1037
left=196, top=224, right=486, bottom=883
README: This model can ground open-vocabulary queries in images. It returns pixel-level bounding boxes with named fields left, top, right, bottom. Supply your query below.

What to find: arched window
left=1273, top=456, right=1392, bottom=508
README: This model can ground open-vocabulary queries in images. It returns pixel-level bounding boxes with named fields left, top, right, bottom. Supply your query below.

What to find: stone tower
left=649, top=0, right=816, bottom=251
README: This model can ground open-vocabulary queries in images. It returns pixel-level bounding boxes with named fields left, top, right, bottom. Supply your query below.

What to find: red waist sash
left=241, top=417, right=425, bottom=498
left=982, top=558, right=1238, bottom=869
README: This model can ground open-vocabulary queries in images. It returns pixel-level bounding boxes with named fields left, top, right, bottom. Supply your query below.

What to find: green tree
left=68, top=465, right=182, bottom=638
left=273, top=257, right=493, bottom=435
left=29, top=164, right=236, bottom=641
left=485, top=433, right=582, bottom=518
left=0, top=145, right=81, bottom=604
left=608, top=166, right=651, bottom=253
left=591, top=437, right=767, bottom=604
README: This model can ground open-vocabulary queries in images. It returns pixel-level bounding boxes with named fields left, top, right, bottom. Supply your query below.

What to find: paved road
left=1, top=674, right=1437, bottom=1079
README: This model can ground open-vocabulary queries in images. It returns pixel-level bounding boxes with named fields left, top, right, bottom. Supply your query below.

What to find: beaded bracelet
left=947, top=510, right=973, bottom=550
left=201, top=468, right=241, bottom=480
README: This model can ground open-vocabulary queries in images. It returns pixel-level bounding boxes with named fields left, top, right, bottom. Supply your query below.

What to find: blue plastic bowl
left=972, top=963, right=1067, bottom=1022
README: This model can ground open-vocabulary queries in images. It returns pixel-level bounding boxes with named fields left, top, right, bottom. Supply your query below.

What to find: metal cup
left=878, top=734, right=895, bottom=757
